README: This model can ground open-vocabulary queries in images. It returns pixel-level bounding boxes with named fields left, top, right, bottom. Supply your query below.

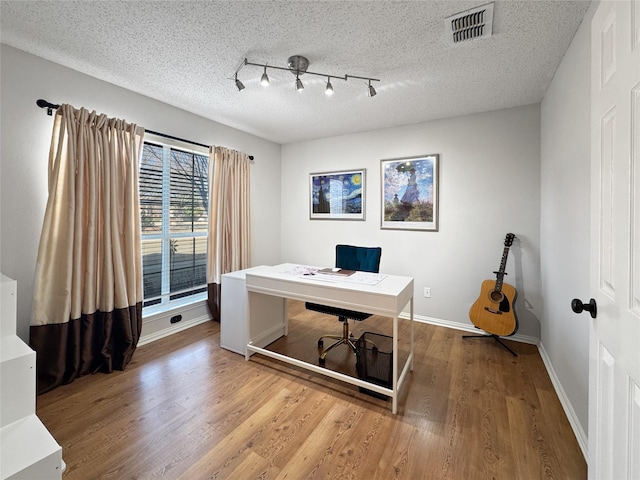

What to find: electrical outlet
left=424, top=287, right=431, bottom=298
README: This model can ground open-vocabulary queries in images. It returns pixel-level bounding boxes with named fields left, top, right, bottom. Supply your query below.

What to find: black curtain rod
left=36, top=99, right=254, bottom=161
left=144, top=129, right=254, bottom=161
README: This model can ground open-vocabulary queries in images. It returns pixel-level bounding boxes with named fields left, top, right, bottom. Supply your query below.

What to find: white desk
left=245, top=263, right=414, bottom=414
left=221, top=267, right=286, bottom=355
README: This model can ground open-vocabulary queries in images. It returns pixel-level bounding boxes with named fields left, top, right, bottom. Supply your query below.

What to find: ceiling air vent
left=445, top=2, right=494, bottom=44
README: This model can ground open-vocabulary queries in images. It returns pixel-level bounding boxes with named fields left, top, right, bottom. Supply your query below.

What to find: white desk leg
left=245, top=291, right=287, bottom=361
left=245, top=289, right=251, bottom=361
left=410, top=297, right=414, bottom=371
left=284, top=299, right=289, bottom=336
left=392, top=314, right=399, bottom=414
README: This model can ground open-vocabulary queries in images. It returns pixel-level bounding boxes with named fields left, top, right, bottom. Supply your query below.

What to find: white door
left=588, top=1, right=640, bottom=479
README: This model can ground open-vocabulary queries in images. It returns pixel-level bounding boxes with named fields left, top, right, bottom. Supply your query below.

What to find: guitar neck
left=494, top=246, right=511, bottom=291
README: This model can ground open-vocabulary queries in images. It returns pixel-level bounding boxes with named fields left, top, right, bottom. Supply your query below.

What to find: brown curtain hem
left=30, top=302, right=143, bottom=395
left=207, top=282, right=221, bottom=322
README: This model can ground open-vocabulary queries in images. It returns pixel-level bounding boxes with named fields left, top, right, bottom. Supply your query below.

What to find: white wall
left=539, top=1, right=596, bottom=454
left=0, top=44, right=282, bottom=342
left=281, top=104, right=542, bottom=339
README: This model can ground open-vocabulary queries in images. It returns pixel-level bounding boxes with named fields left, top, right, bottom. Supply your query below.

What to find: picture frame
left=381, top=154, right=439, bottom=231
left=309, top=169, right=366, bottom=220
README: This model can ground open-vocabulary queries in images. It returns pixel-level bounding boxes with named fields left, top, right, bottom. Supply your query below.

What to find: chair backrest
left=335, top=244, right=382, bottom=273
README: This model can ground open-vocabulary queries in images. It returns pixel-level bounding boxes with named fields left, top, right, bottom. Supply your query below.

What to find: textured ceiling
left=0, top=1, right=590, bottom=144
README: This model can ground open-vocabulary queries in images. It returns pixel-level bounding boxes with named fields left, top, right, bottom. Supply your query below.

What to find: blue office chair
left=306, top=244, right=382, bottom=366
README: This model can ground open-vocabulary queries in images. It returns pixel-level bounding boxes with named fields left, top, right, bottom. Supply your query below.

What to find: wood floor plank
left=253, top=387, right=336, bottom=469
left=177, top=385, right=300, bottom=479
left=36, top=300, right=586, bottom=479
left=373, top=422, right=450, bottom=480
left=225, top=451, right=280, bottom=480
left=273, top=402, right=361, bottom=479
left=536, top=387, right=587, bottom=479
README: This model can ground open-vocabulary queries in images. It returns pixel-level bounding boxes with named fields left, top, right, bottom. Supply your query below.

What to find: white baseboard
left=402, top=311, right=540, bottom=345
left=138, top=300, right=212, bottom=347
left=138, top=315, right=211, bottom=347
left=538, top=342, right=588, bottom=461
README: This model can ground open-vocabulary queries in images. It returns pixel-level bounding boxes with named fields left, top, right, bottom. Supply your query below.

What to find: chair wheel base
left=319, top=357, right=326, bottom=367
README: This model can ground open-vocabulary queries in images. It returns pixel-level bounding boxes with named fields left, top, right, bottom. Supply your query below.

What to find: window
left=139, top=142, right=209, bottom=309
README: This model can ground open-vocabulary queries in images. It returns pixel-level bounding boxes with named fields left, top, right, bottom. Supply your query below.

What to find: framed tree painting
left=381, top=154, right=439, bottom=231
left=309, top=169, right=366, bottom=220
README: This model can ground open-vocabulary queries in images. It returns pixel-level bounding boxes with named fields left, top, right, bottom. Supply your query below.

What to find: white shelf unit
left=1, top=274, right=63, bottom=480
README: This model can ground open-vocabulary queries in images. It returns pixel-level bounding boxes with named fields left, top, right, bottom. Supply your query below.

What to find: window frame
left=140, top=137, right=209, bottom=315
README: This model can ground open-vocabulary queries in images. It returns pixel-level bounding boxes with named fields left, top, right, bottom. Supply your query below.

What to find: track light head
left=368, top=81, right=377, bottom=98
left=325, top=77, right=334, bottom=96
left=296, top=75, right=304, bottom=91
left=235, top=73, right=245, bottom=91
left=261, top=66, right=269, bottom=86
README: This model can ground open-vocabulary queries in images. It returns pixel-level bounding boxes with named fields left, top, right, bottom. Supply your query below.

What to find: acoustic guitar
left=469, top=233, right=518, bottom=337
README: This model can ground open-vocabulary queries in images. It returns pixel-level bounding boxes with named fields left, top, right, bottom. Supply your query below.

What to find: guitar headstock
left=504, top=233, right=515, bottom=247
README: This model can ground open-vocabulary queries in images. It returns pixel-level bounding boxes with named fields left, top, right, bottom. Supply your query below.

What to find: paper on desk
left=335, top=271, right=387, bottom=285
left=278, top=265, right=387, bottom=285
left=278, top=265, right=319, bottom=276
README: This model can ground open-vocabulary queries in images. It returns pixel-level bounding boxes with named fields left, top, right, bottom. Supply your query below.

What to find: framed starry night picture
left=381, top=154, right=439, bottom=231
left=309, top=169, right=366, bottom=220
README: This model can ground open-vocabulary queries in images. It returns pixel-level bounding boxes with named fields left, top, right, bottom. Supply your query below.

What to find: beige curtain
left=206, top=146, right=251, bottom=320
left=30, top=104, right=144, bottom=394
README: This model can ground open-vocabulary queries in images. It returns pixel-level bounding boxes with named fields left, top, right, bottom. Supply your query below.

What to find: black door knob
left=571, top=298, right=597, bottom=319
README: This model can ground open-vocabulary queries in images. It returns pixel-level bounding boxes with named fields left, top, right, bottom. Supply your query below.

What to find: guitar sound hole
left=490, top=291, right=503, bottom=302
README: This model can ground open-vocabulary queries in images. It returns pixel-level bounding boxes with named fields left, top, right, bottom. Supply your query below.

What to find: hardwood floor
left=37, top=301, right=586, bottom=479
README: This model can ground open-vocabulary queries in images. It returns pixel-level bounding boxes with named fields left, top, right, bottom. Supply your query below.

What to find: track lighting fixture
left=260, top=66, right=269, bottom=86
left=233, top=55, right=380, bottom=97
left=368, top=80, right=377, bottom=97
left=235, top=73, right=245, bottom=91
left=325, top=77, right=334, bottom=96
